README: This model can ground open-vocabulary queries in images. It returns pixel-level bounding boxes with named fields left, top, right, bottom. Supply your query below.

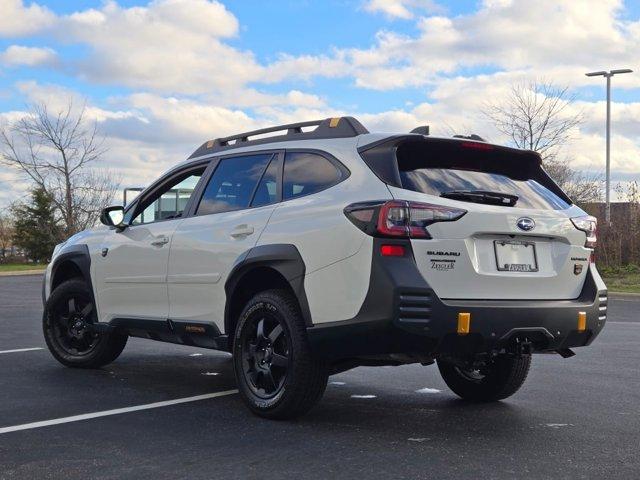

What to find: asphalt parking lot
left=0, top=275, right=638, bottom=480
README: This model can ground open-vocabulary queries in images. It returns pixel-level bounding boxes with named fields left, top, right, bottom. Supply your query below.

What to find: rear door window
left=250, top=155, right=279, bottom=207
left=396, top=141, right=571, bottom=210
left=196, top=153, right=273, bottom=215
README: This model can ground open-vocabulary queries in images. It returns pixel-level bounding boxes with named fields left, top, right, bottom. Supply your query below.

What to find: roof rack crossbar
left=189, top=116, right=369, bottom=158
left=217, top=119, right=322, bottom=146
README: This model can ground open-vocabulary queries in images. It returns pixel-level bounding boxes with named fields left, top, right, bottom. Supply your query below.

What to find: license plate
left=494, top=240, right=538, bottom=272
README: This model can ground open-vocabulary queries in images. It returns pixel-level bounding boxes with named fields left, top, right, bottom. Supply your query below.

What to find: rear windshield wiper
left=440, top=190, right=519, bottom=207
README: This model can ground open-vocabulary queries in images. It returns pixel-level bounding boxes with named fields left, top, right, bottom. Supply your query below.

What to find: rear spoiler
left=357, top=135, right=572, bottom=205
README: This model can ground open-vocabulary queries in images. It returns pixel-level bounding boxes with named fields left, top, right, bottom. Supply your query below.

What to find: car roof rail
left=189, top=116, right=369, bottom=158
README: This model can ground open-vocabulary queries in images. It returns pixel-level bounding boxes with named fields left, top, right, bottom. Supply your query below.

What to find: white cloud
left=264, top=52, right=350, bottom=83
left=278, top=0, right=640, bottom=91
left=59, top=0, right=259, bottom=95
left=18, top=0, right=637, bottom=96
left=16, top=80, right=87, bottom=110
left=0, top=45, right=57, bottom=67
left=363, top=0, right=445, bottom=20
left=0, top=0, right=259, bottom=95
left=364, top=0, right=414, bottom=19
left=124, top=93, right=256, bottom=142
left=0, top=0, right=54, bottom=37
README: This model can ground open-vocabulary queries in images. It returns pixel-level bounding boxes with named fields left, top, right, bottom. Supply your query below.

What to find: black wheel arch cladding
left=46, top=244, right=95, bottom=306
left=224, top=244, right=313, bottom=336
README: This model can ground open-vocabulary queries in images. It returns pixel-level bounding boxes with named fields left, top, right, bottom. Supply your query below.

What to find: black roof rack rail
left=189, top=116, right=369, bottom=158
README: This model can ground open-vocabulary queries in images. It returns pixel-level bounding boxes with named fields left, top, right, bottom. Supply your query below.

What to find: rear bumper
left=307, top=239, right=607, bottom=361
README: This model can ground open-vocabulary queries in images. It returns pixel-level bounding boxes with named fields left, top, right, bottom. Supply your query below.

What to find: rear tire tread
left=234, top=289, right=327, bottom=420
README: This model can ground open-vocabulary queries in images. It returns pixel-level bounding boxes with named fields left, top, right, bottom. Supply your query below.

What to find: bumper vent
left=397, top=292, right=432, bottom=327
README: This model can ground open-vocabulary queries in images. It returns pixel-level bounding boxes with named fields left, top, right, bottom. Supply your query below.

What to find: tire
left=233, top=289, right=328, bottom=420
left=437, top=354, right=531, bottom=402
left=43, top=279, right=128, bottom=369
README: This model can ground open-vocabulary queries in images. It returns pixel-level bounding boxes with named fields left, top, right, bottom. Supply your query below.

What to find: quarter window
left=283, top=152, right=343, bottom=200
left=196, top=154, right=273, bottom=215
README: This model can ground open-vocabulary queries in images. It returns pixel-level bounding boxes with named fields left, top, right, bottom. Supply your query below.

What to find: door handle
left=151, top=236, right=170, bottom=247
left=230, top=225, right=254, bottom=238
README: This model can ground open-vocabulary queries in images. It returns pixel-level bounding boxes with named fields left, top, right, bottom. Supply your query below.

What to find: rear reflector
left=380, top=245, right=405, bottom=257
left=457, top=312, right=471, bottom=335
left=577, top=312, right=587, bottom=332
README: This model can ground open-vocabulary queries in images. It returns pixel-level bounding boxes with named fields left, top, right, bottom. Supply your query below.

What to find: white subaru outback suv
left=43, top=117, right=607, bottom=419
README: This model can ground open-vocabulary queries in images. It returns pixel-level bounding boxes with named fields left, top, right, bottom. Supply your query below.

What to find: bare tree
left=0, top=210, right=14, bottom=259
left=542, top=159, right=601, bottom=204
left=485, top=80, right=601, bottom=204
left=0, top=101, right=119, bottom=235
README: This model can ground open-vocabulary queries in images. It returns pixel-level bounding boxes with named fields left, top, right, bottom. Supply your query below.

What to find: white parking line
left=0, top=347, right=44, bottom=354
left=1, top=304, right=41, bottom=307
left=0, top=390, right=238, bottom=434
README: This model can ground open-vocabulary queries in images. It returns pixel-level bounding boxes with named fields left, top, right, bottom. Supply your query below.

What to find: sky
left=0, top=0, right=639, bottom=206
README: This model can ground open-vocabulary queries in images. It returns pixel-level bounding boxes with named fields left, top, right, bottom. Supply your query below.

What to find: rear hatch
left=364, top=137, right=593, bottom=300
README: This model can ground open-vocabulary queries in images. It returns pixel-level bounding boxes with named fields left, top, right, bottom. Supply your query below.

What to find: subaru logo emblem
left=516, top=217, right=535, bottom=231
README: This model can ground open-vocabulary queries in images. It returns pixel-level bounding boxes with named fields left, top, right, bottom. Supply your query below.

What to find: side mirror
left=100, top=205, right=126, bottom=229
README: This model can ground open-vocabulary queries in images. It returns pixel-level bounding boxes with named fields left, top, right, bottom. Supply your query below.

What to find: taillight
left=344, top=200, right=466, bottom=239
left=571, top=215, right=597, bottom=248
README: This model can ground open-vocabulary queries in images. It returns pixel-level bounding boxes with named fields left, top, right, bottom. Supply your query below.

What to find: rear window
left=395, top=140, right=571, bottom=210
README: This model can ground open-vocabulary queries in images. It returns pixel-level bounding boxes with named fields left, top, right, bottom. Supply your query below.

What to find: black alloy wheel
left=44, top=279, right=128, bottom=368
left=233, top=289, right=328, bottom=419
left=50, top=293, right=99, bottom=356
left=240, top=315, right=290, bottom=399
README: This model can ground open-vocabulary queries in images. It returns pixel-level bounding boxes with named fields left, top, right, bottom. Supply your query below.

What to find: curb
left=0, top=270, right=45, bottom=277
left=609, top=291, right=640, bottom=298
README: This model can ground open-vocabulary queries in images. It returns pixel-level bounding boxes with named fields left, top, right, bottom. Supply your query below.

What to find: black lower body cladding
left=306, top=238, right=607, bottom=361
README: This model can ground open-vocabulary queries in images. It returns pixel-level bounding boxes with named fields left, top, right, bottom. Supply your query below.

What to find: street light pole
left=585, top=68, right=633, bottom=225
left=606, top=73, right=611, bottom=224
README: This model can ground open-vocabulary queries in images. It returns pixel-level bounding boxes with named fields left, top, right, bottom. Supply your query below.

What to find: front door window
left=131, top=170, right=204, bottom=225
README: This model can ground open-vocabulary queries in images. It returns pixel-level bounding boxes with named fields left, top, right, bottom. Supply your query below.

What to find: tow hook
left=556, top=348, right=576, bottom=358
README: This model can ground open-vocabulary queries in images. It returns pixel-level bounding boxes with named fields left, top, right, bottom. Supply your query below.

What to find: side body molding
left=224, top=244, right=312, bottom=335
